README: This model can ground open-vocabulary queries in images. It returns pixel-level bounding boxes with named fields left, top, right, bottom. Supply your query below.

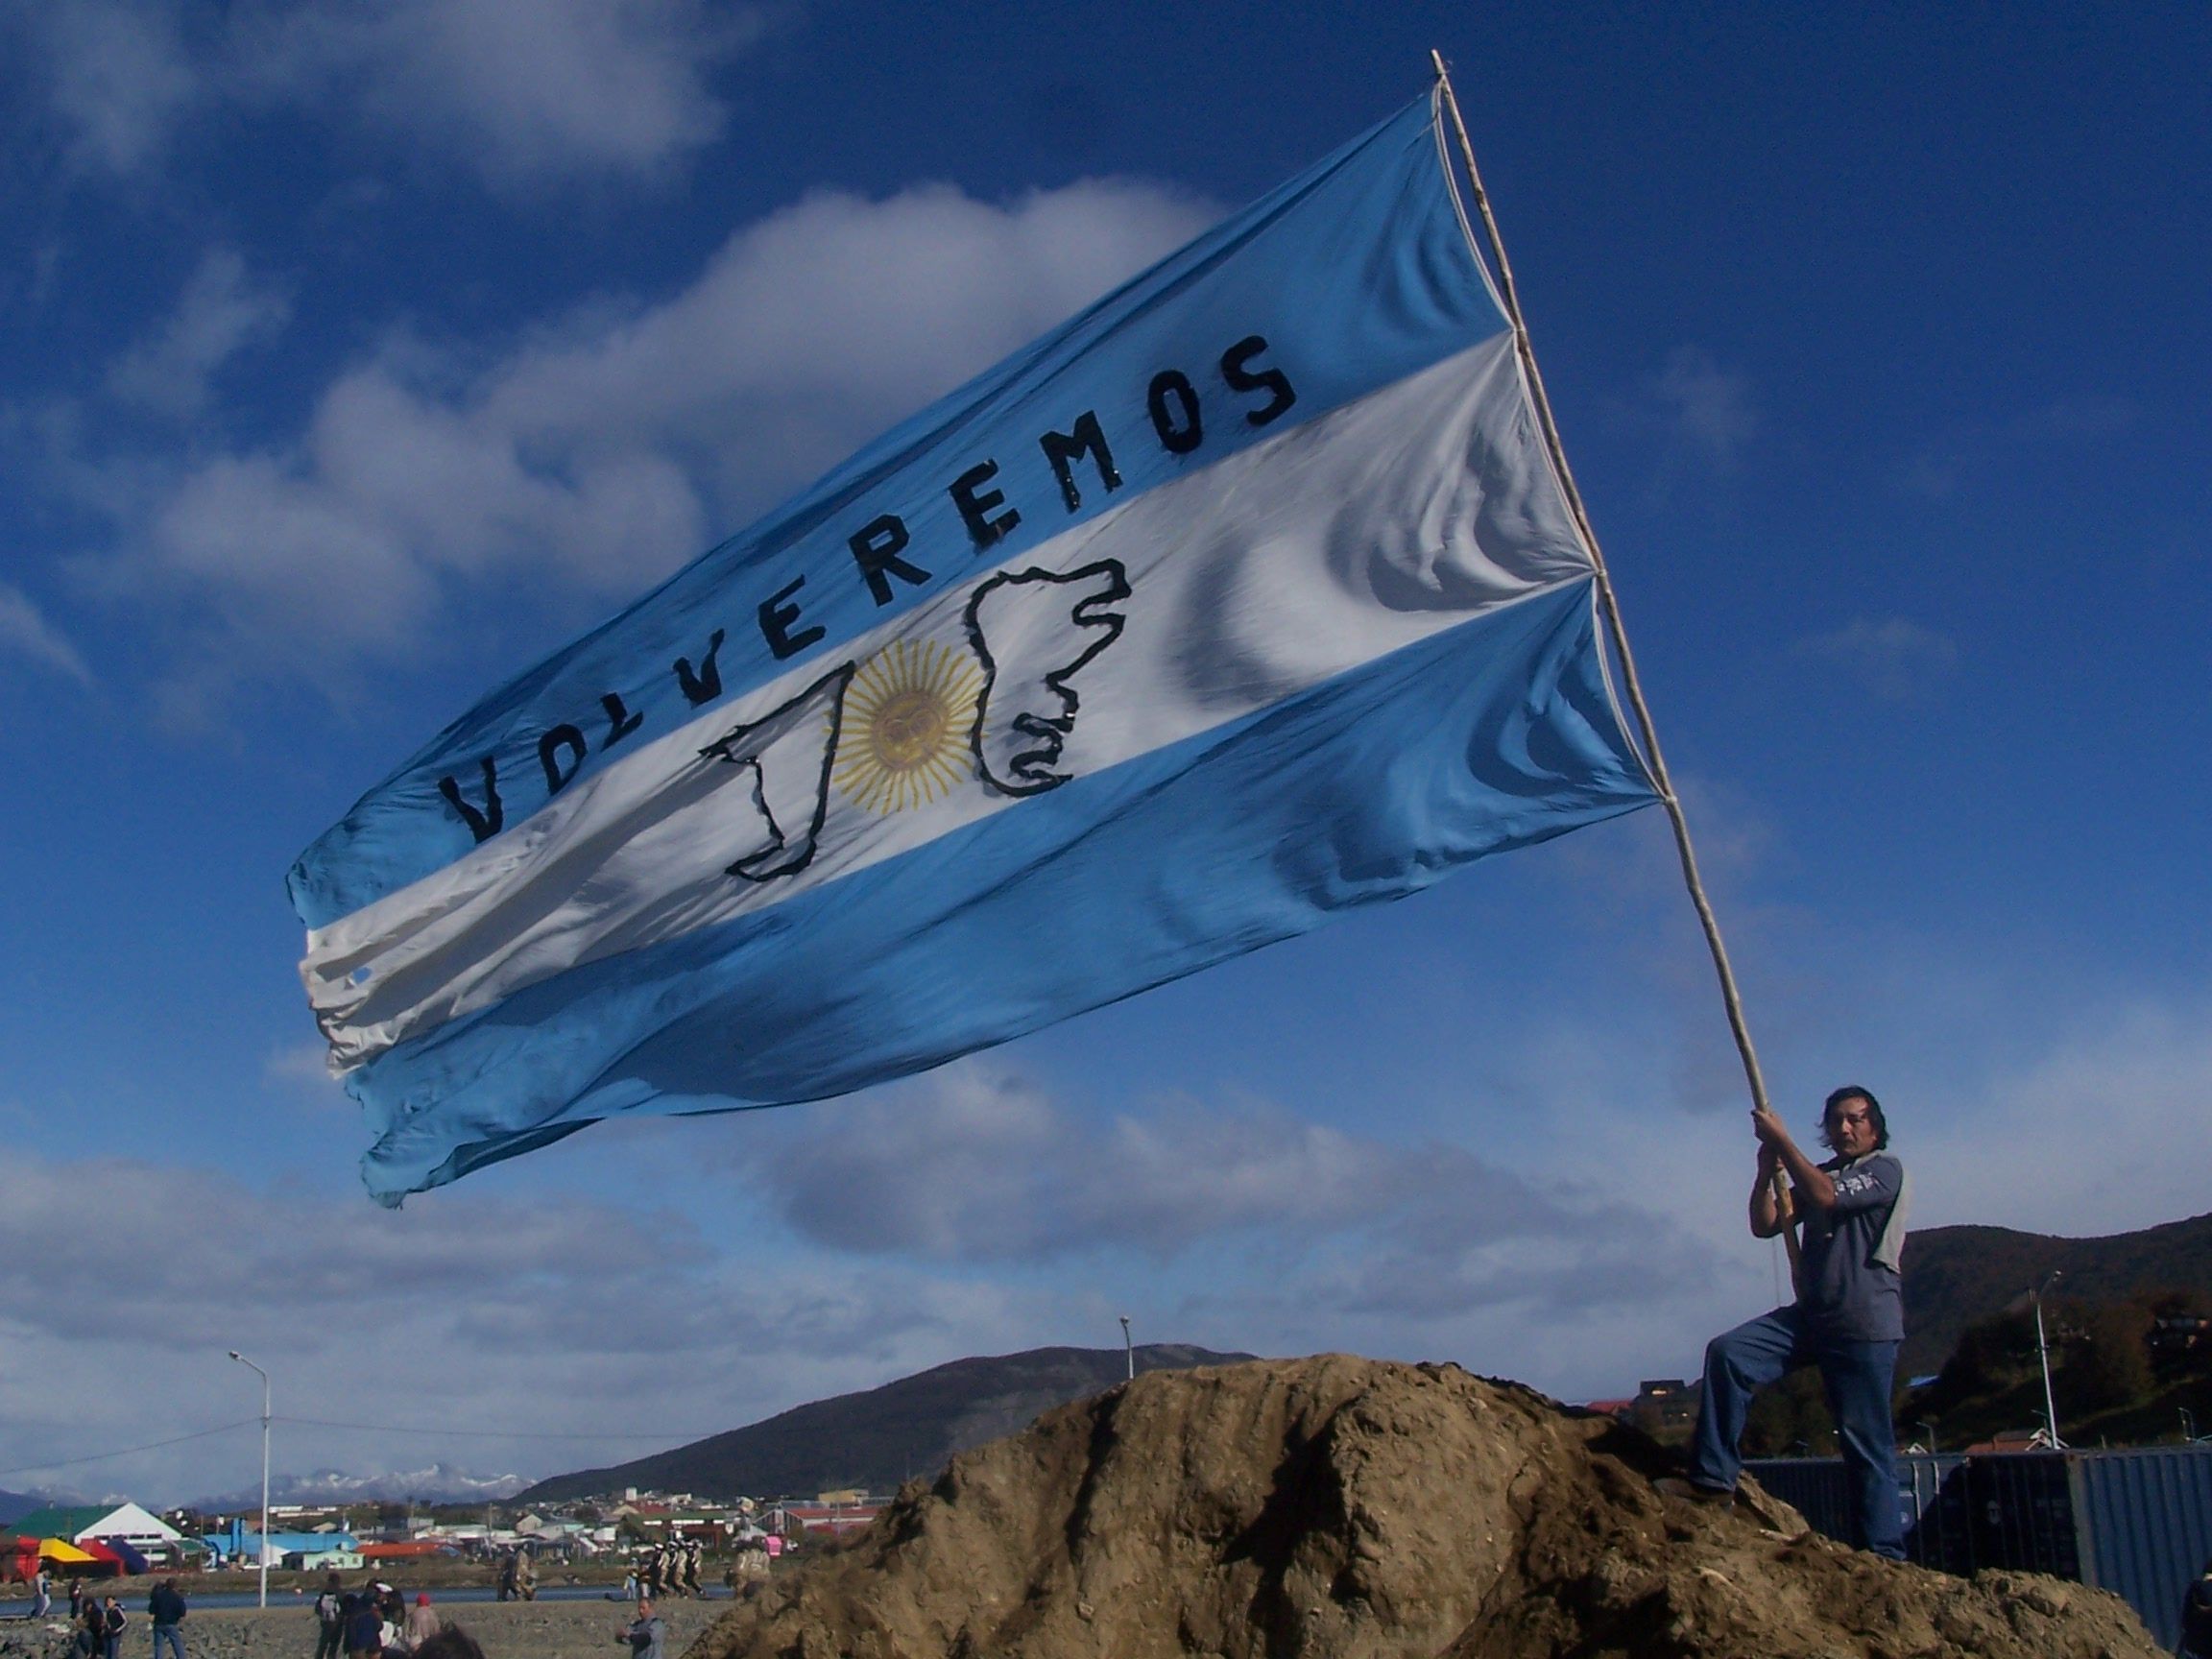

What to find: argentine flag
left=290, top=90, right=1659, bottom=1204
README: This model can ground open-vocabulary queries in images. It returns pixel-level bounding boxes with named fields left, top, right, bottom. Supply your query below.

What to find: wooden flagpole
left=1429, top=50, right=1801, bottom=1284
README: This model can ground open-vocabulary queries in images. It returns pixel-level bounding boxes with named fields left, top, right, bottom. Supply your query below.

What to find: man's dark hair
left=1821, top=1085, right=1887, bottom=1151
left=409, top=1631, right=484, bottom=1659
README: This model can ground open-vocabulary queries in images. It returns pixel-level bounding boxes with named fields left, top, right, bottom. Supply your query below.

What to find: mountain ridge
left=1900, top=1210, right=2212, bottom=1378
left=514, top=1214, right=2212, bottom=1503
left=518, top=1343, right=1252, bottom=1503
left=191, top=1462, right=531, bottom=1512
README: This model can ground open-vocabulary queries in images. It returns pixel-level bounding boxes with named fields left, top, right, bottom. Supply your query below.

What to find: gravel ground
left=0, top=1597, right=738, bottom=1659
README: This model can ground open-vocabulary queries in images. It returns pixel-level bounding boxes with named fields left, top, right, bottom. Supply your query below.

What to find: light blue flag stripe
left=349, top=581, right=1653, bottom=1203
left=287, top=92, right=1507, bottom=929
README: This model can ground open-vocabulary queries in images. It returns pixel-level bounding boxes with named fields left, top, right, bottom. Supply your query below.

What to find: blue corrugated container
left=1749, top=1446, right=2212, bottom=1649
left=1743, top=1454, right=1974, bottom=1573
left=2067, top=1447, right=2212, bottom=1652
left=1969, top=1453, right=2080, bottom=1582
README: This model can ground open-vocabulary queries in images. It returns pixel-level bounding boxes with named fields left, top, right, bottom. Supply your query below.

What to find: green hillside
left=1901, top=1210, right=2212, bottom=1380
left=1742, top=1211, right=2212, bottom=1457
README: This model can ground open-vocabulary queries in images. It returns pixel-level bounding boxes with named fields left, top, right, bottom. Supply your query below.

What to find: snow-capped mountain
left=192, top=1462, right=530, bottom=1510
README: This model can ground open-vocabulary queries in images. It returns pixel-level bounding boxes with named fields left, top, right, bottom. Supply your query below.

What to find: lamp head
left=228, top=1350, right=242, bottom=1359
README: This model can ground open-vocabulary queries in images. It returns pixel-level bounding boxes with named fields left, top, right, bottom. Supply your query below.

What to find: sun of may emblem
left=832, top=637, right=985, bottom=814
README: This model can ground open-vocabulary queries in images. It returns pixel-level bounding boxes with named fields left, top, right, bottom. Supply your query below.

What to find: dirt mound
left=689, top=1355, right=2157, bottom=1659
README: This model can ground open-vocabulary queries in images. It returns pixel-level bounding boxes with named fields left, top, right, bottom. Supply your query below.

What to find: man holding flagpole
left=1671, top=1087, right=1911, bottom=1560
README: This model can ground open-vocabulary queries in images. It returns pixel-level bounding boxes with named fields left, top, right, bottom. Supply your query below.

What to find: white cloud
left=1795, top=615, right=1959, bottom=701
left=0, top=1150, right=1046, bottom=1504
left=13, top=0, right=199, bottom=176
left=0, top=582, right=92, bottom=684
left=1905, top=997, right=2212, bottom=1239
left=1647, top=345, right=1758, bottom=472
left=108, top=249, right=292, bottom=418
left=8, top=971, right=2200, bottom=1501
left=103, top=178, right=1214, bottom=690
left=12, top=0, right=765, bottom=188
left=228, top=0, right=766, bottom=189
left=739, top=1065, right=1714, bottom=1325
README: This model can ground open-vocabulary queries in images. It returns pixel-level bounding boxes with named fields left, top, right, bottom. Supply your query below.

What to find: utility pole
left=2031, top=1271, right=2065, bottom=1450
left=228, top=1351, right=272, bottom=1609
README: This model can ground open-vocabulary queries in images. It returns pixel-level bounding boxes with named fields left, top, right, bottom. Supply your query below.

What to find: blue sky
left=1, top=2, right=2206, bottom=1506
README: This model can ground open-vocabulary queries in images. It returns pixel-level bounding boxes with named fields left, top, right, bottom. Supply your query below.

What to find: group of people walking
left=492, top=1551, right=535, bottom=1602
left=633, top=1538, right=702, bottom=1600
left=313, top=1575, right=441, bottom=1659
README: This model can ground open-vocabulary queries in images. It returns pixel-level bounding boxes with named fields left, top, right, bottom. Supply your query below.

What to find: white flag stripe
left=303, top=335, right=1588, bottom=1068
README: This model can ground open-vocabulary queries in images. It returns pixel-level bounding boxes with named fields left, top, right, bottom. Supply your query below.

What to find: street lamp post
left=2030, top=1271, right=2065, bottom=1451
left=228, top=1351, right=272, bottom=1609
left=1118, top=1315, right=1133, bottom=1382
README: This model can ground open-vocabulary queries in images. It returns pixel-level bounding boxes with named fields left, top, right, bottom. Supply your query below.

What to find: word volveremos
left=436, top=332, right=1297, bottom=845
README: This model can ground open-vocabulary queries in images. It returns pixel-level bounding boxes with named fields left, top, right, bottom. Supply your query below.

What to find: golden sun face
left=833, top=637, right=984, bottom=815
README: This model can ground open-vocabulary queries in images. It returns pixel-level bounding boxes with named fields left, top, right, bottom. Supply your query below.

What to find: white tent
left=76, top=1504, right=184, bottom=1551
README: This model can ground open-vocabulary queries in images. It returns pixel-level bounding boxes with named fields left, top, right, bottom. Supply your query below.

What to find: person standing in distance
left=311, top=1574, right=346, bottom=1659
left=1671, top=1086, right=1910, bottom=1559
left=617, top=1599, right=664, bottom=1659
left=147, top=1576, right=188, bottom=1659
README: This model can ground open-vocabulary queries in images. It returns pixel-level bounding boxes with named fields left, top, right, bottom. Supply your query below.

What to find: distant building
left=7, top=1503, right=186, bottom=1563
left=772, top=1501, right=883, bottom=1537
left=359, top=1540, right=446, bottom=1562
left=282, top=1549, right=364, bottom=1572
left=1629, top=1380, right=1699, bottom=1437
left=200, top=1526, right=360, bottom=1566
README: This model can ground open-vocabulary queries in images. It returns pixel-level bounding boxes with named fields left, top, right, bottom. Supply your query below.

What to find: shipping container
left=1968, top=1452, right=2080, bottom=1582
left=1744, top=1454, right=1972, bottom=1573
left=1747, top=1446, right=2212, bottom=1650
left=2068, top=1447, right=2212, bottom=1652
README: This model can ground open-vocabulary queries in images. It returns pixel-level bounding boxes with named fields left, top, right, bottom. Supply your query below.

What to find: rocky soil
left=686, top=1354, right=2159, bottom=1659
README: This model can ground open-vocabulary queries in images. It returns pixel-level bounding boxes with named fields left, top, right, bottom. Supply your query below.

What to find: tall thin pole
left=1429, top=50, right=1767, bottom=1118
left=2032, top=1273, right=2065, bottom=1449
left=1429, top=53, right=1798, bottom=1281
left=228, top=1352, right=271, bottom=1608
left=1118, top=1315, right=1133, bottom=1381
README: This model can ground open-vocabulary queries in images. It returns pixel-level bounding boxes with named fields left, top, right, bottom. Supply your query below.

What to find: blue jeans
left=153, top=1625, right=184, bottom=1659
left=1688, top=1303, right=1904, bottom=1560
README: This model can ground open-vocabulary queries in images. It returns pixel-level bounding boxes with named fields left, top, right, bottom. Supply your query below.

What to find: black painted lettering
left=950, top=459, right=1021, bottom=550
left=674, top=629, right=726, bottom=706
left=438, top=758, right=503, bottom=843
left=599, top=692, right=643, bottom=748
left=538, top=724, right=588, bottom=794
left=848, top=514, right=929, bottom=606
left=1220, top=334, right=1297, bottom=427
left=1038, top=412, right=1121, bottom=513
left=1147, top=370, right=1203, bottom=454
left=758, top=576, right=826, bottom=660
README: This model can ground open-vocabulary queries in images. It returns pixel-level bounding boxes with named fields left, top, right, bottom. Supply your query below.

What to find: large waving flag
left=290, top=89, right=1658, bottom=1204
